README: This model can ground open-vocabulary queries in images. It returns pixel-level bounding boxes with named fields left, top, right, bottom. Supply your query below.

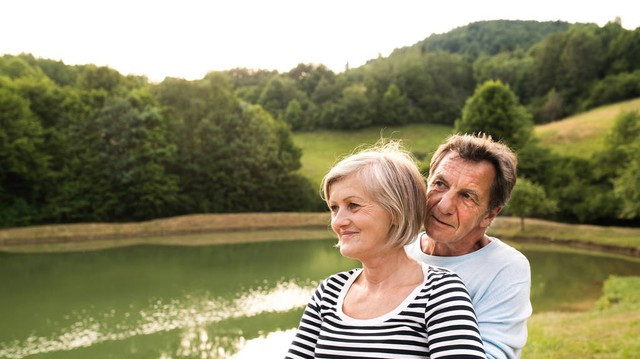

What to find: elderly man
left=406, top=133, right=532, bottom=359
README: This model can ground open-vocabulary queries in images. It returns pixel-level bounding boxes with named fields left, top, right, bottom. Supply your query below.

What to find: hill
left=292, top=123, right=452, bottom=187
left=534, top=97, right=640, bottom=158
left=391, top=20, right=569, bottom=59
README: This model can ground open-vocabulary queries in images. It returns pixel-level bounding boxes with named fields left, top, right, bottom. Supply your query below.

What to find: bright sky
left=2, top=0, right=639, bottom=82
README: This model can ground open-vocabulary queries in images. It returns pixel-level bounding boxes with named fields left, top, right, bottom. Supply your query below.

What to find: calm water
left=1, top=239, right=640, bottom=359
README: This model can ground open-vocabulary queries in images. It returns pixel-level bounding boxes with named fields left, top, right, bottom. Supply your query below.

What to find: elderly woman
left=286, top=142, right=486, bottom=359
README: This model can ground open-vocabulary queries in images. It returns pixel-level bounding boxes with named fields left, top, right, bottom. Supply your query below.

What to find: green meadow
left=292, top=123, right=452, bottom=186
left=524, top=275, right=640, bottom=358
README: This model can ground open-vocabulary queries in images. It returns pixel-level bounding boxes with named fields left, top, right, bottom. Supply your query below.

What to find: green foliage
left=456, top=80, right=533, bottom=149
left=507, top=178, right=557, bottom=230
left=417, top=20, right=569, bottom=59
left=581, top=70, right=640, bottom=110
left=76, top=64, right=125, bottom=93
left=517, top=143, right=620, bottom=223
left=598, top=111, right=640, bottom=219
left=596, top=276, right=640, bottom=310
left=379, top=83, right=410, bottom=126
left=0, top=79, right=49, bottom=225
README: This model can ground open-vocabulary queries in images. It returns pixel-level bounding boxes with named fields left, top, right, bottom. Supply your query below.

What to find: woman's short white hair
left=321, top=140, right=427, bottom=249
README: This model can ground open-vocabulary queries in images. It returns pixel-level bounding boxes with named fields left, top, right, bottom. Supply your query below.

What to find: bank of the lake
left=1, top=213, right=638, bottom=257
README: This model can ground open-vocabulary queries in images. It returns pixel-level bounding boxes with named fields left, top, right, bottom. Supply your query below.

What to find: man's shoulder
left=483, top=237, right=531, bottom=284
left=486, top=237, right=530, bottom=266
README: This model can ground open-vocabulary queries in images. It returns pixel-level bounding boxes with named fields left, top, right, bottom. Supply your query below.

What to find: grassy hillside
left=292, top=123, right=453, bottom=186
left=534, top=98, right=640, bottom=158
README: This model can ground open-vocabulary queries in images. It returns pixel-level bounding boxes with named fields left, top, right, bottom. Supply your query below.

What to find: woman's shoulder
left=317, top=268, right=360, bottom=291
left=420, top=263, right=465, bottom=287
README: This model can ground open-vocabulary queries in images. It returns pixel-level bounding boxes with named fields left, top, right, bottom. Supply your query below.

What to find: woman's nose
left=331, top=207, right=350, bottom=228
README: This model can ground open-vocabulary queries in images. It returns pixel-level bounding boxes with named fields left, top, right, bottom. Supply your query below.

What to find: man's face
left=425, top=152, right=500, bottom=251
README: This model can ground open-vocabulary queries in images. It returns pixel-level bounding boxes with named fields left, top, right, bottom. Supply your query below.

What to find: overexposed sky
left=2, top=0, right=639, bottom=82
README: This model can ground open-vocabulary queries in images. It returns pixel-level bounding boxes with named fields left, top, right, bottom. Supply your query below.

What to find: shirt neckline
left=336, top=263, right=429, bottom=325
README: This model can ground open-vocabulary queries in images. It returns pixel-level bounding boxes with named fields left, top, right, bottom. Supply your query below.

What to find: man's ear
left=480, top=205, right=503, bottom=227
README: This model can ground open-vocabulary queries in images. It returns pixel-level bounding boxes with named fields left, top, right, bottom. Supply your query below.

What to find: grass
left=292, top=123, right=453, bottom=186
left=524, top=276, right=640, bottom=358
left=534, top=97, right=640, bottom=158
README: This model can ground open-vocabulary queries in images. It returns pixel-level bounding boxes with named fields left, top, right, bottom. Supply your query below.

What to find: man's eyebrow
left=462, top=189, right=480, bottom=202
left=432, top=174, right=448, bottom=183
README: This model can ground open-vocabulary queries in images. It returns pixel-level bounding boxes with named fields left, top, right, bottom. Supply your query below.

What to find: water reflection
left=0, top=280, right=313, bottom=359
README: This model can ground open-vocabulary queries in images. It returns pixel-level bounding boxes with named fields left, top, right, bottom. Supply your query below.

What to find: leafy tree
left=375, top=83, right=409, bottom=125
left=613, top=148, right=640, bottom=219
left=333, top=83, right=372, bottom=129
left=76, top=64, right=124, bottom=93
left=597, top=111, right=640, bottom=219
left=456, top=80, right=533, bottom=149
left=155, top=74, right=315, bottom=213
left=538, top=88, right=565, bottom=123
left=258, top=76, right=300, bottom=118
left=508, top=178, right=557, bottom=230
left=283, top=99, right=306, bottom=130
left=0, top=80, right=49, bottom=225
left=64, top=94, right=178, bottom=221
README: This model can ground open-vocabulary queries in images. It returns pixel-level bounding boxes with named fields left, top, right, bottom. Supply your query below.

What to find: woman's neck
left=358, top=248, right=423, bottom=291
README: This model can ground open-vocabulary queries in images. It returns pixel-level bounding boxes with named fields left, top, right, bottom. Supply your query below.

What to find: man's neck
left=420, top=233, right=490, bottom=257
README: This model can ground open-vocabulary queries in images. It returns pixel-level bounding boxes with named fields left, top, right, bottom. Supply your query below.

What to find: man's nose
left=437, top=191, right=457, bottom=214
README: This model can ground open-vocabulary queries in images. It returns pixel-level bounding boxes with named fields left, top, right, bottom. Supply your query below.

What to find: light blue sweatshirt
left=406, top=235, right=532, bottom=359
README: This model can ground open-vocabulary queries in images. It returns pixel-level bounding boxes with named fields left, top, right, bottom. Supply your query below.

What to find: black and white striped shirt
left=286, top=264, right=486, bottom=359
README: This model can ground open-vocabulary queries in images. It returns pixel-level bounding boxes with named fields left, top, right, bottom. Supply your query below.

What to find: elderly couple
left=286, top=134, right=532, bottom=359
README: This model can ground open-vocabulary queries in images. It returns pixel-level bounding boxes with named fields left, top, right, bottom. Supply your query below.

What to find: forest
left=1, top=19, right=639, bottom=227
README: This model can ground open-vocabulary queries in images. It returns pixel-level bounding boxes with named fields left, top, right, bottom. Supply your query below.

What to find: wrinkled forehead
left=429, top=152, right=495, bottom=188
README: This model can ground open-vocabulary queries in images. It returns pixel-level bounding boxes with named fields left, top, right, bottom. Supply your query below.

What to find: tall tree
left=508, top=178, right=557, bottom=230
left=0, top=81, right=49, bottom=225
left=456, top=80, right=533, bottom=149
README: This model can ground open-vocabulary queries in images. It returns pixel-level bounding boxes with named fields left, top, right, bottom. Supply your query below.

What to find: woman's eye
left=348, top=203, right=360, bottom=210
left=329, top=205, right=338, bottom=212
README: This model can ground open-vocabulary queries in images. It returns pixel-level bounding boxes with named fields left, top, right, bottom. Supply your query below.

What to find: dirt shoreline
left=1, top=225, right=638, bottom=257
left=503, top=235, right=640, bottom=257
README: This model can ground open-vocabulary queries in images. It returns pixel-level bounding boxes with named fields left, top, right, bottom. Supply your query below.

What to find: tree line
left=0, top=58, right=318, bottom=227
left=1, top=19, right=639, bottom=227
left=231, top=19, right=640, bottom=131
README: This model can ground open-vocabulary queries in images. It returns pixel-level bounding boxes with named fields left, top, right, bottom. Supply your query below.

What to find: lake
left=1, top=239, right=640, bottom=359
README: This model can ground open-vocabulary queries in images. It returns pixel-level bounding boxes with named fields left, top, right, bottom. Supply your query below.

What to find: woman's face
left=327, top=174, right=392, bottom=261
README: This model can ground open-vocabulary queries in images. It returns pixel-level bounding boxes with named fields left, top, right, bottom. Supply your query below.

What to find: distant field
left=292, top=123, right=453, bottom=186
left=534, top=98, right=640, bottom=158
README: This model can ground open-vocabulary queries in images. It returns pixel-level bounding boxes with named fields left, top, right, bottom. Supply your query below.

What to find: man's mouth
left=431, top=215, right=453, bottom=228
